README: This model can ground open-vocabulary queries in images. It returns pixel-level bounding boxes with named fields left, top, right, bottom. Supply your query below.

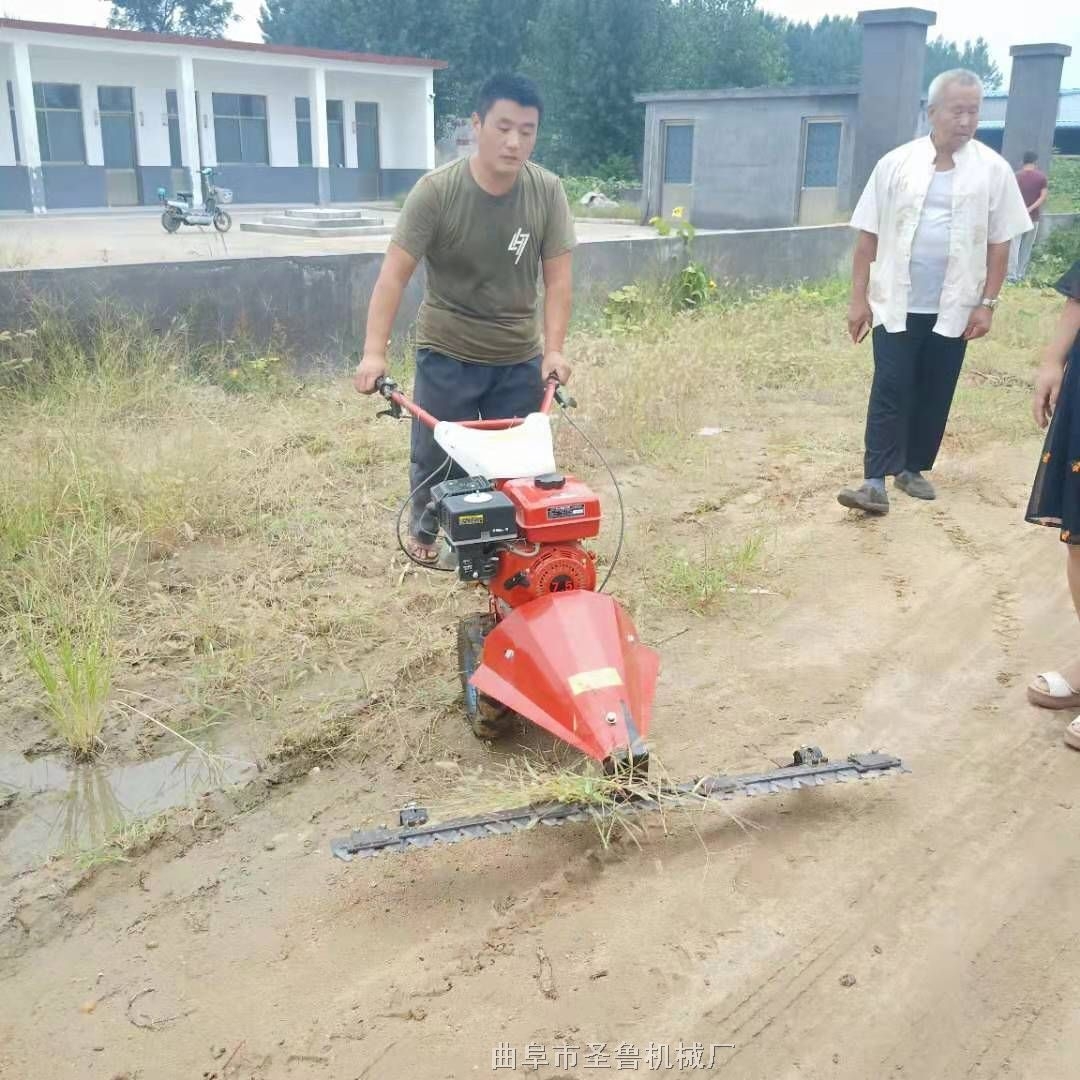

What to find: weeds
left=0, top=285, right=1061, bottom=782
left=652, top=536, right=764, bottom=612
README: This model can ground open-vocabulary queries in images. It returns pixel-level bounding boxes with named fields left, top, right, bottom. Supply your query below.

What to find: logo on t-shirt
left=508, top=228, right=531, bottom=265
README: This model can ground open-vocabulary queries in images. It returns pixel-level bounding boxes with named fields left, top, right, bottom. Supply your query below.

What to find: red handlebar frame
left=378, top=376, right=558, bottom=432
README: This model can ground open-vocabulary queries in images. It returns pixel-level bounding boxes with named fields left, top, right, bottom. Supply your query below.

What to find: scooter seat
left=176, top=191, right=192, bottom=200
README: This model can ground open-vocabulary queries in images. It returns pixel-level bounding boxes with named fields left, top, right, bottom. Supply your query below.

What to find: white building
left=0, top=18, right=443, bottom=214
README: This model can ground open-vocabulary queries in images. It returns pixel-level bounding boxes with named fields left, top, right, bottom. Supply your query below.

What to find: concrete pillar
left=175, top=55, right=203, bottom=206
left=1001, top=44, right=1072, bottom=171
left=850, top=7, right=937, bottom=208
left=11, top=41, right=45, bottom=213
left=307, top=65, right=330, bottom=205
left=424, top=73, right=436, bottom=170
left=82, top=81, right=104, bottom=167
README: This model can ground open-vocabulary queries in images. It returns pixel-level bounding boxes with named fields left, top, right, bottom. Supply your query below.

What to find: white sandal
left=1066, top=718, right=1080, bottom=751
left=1028, top=671, right=1080, bottom=710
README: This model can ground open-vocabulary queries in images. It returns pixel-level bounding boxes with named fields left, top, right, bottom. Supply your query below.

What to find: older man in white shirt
left=837, top=69, right=1033, bottom=516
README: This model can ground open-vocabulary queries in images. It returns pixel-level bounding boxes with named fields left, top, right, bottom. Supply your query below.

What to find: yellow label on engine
left=568, top=667, right=623, bottom=695
left=458, top=514, right=485, bottom=525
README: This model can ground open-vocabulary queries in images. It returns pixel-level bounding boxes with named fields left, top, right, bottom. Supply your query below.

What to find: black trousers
left=863, top=314, right=967, bottom=479
left=409, top=348, right=543, bottom=543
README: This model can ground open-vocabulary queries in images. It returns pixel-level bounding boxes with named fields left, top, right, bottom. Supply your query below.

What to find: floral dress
left=1026, top=262, right=1080, bottom=542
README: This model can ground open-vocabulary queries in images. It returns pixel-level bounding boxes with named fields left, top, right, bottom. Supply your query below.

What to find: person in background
left=1008, top=151, right=1049, bottom=283
left=1024, top=262, right=1080, bottom=748
left=837, top=69, right=1032, bottom=516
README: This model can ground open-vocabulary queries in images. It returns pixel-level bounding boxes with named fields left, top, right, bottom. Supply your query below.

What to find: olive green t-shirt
left=391, top=158, right=577, bottom=365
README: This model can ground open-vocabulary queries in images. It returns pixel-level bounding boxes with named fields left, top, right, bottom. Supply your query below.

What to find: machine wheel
left=457, top=613, right=514, bottom=740
left=213, top=209, right=232, bottom=233
left=161, top=210, right=181, bottom=233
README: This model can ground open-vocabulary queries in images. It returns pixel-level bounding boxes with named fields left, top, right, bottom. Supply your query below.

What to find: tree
left=109, top=0, right=237, bottom=38
left=781, top=15, right=861, bottom=86
left=260, top=0, right=536, bottom=131
left=524, top=0, right=663, bottom=175
left=653, top=0, right=788, bottom=93
left=772, top=17, right=1002, bottom=92
left=926, top=37, right=1003, bottom=92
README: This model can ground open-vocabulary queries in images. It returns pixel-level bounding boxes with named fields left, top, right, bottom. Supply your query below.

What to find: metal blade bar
left=330, top=752, right=904, bottom=861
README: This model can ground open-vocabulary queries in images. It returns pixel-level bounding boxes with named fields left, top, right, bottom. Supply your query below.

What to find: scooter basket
left=215, top=188, right=234, bottom=204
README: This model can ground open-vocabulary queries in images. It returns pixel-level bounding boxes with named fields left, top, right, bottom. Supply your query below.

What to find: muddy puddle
left=0, top=741, right=258, bottom=875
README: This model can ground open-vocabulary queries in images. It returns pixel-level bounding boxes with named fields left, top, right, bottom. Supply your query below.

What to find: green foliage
left=562, top=175, right=636, bottom=204
left=673, top=263, right=716, bottom=312
left=779, top=15, right=861, bottom=86
left=212, top=354, right=291, bottom=395
left=925, top=37, right=1003, bottom=92
left=1047, top=156, right=1080, bottom=215
left=774, top=15, right=1001, bottom=91
left=109, top=0, right=236, bottom=37
left=1026, top=225, right=1080, bottom=289
left=604, top=284, right=648, bottom=332
left=261, top=1, right=1005, bottom=173
left=260, top=0, right=537, bottom=129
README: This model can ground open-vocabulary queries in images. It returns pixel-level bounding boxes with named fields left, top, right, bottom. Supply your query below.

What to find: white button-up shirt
left=850, top=136, right=1032, bottom=338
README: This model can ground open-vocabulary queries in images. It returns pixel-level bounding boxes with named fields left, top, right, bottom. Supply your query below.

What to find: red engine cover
left=500, top=476, right=601, bottom=543
left=490, top=543, right=597, bottom=612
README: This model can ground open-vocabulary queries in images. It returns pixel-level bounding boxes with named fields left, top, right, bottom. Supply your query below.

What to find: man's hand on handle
left=354, top=352, right=389, bottom=395
left=542, top=350, right=572, bottom=385
left=847, top=300, right=873, bottom=344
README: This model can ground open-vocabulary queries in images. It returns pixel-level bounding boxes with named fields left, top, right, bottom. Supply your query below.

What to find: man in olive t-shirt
left=354, top=73, right=577, bottom=563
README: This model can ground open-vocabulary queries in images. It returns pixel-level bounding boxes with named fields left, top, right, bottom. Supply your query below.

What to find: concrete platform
left=239, top=222, right=392, bottom=238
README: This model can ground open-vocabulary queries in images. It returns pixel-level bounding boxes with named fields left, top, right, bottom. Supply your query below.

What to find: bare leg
left=1060, top=548, right=1080, bottom=688
left=1032, top=547, right=1080, bottom=694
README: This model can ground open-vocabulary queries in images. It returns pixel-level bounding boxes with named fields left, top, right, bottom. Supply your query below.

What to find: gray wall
left=0, top=166, right=32, bottom=213
left=212, top=165, right=320, bottom=205
left=41, top=165, right=108, bottom=210
left=1038, top=212, right=1080, bottom=243
left=0, top=225, right=855, bottom=364
left=642, top=93, right=858, bottom=230
left=381, top=169, right=426, bottom=199
left=138, top=167, right=178, bottom=205
left=0, top=165, right=425, bottom=212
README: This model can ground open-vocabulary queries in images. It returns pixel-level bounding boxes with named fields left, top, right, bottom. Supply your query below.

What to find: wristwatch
left=980, top=297, right=1000, bottom=310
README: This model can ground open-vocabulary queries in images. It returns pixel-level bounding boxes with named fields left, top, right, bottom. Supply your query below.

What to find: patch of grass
left=75, top=814, right=169, bottom=870
left=1046, top=155, right=1080, bottom=215
left=0, top=282, right=1063, bottom=782
left=650, top=536, right=764, bottom=613
left=25, top=635, right=114, bottom=760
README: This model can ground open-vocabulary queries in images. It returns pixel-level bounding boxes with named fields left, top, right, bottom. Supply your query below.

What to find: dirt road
left=3, top=427, right=1078, bottom=1079
left=2, top=285, right=1077, bottom=1079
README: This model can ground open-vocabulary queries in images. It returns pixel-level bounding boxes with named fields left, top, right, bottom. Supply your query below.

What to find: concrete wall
left=41, top=164, right=107, bottom=209
left=642, top=93, right=858, bottom=230
left=0, top=224, right=856, bottom=363
left=0, top=164, right=31, bottom=210
left=1038, top=212, right=1080, bottom=242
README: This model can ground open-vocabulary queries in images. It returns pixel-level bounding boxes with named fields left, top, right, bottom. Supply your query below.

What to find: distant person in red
left=1008, top=151, right=1049, bottom=283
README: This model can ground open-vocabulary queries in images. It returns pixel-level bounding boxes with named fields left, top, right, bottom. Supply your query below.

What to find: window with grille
left=295, top=96, right=312, bottom=166
left=803, top=121, right=842, bottom=188
left=212, top=93, right=269, bottom=165
left=33, top=82, right=86, bottom=164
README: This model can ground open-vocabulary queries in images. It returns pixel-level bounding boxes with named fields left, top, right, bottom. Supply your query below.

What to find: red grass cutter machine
left=331, top=377, right=903, bottom=860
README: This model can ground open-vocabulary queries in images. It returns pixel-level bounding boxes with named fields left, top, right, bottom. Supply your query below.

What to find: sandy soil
left=3, top=374, right=1079, bottom=1080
